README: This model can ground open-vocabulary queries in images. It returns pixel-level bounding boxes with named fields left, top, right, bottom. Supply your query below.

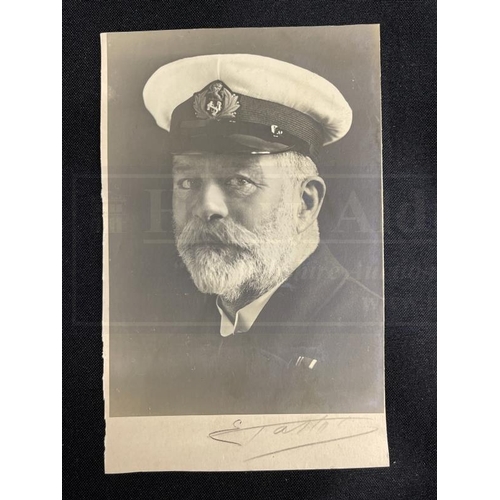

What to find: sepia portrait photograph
left=102, top=25, right=389, bottom=472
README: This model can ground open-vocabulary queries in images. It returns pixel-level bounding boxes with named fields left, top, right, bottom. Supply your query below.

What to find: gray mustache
left=176, top=219, right=259, bottom=249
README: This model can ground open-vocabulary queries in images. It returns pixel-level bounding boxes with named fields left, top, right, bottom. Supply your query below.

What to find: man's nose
left=193, top=182, right=228, bottom=222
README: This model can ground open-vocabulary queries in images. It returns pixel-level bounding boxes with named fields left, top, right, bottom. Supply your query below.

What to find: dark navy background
left=63, top=1, right=436, bottom=498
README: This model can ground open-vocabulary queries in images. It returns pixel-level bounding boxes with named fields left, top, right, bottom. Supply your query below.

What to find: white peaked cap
left=144, top=54, right=352, bottom=155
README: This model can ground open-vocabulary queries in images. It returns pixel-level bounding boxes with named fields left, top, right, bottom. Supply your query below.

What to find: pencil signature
left=208, top=415, right=379, bottom=462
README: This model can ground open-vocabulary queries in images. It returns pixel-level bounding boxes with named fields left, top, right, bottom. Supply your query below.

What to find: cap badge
left=193, top=81, right=240, bottom=120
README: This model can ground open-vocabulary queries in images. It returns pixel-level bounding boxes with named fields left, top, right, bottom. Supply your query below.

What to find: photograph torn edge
left=101, top=32, right=111, bottom=439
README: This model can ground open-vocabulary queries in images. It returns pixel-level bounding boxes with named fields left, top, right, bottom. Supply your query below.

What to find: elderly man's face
left=172, top=154, right=290, bottom=231
left=172, top=154, right=302, bottom=301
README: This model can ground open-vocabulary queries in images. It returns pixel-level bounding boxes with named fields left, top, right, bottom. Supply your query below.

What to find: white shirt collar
left=216, top=284, right=281, bottom=337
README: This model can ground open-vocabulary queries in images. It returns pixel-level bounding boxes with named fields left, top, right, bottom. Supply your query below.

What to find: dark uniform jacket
left=110, top=244, right=384, bottom=416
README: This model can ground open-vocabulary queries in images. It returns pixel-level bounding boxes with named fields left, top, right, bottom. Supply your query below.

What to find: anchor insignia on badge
left=193, top=81, right=240, bottom=120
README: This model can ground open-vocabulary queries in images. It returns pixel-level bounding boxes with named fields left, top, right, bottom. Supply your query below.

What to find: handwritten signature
left=208, top=415, right=379, bottom=462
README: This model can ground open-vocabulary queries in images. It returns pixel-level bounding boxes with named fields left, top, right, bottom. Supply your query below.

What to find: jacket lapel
left=252, top=244, right=349, bottom=329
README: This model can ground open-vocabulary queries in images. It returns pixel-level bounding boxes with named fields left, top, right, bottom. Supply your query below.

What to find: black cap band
left=169, top=81, right=324, bottom=161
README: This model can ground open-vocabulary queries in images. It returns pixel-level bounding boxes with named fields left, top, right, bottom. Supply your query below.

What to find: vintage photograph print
left=102, top=25, right=389, bottom=472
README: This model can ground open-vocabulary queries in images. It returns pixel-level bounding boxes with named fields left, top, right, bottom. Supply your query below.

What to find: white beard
left=174, top=202, right=299, bottom=302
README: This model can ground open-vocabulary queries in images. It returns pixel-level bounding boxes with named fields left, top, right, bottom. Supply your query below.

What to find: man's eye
left=225, top=177, right=256, bottom=191
left=177, top=178, right=198, bottom=190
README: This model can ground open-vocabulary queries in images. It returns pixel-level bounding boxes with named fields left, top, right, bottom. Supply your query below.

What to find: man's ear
left=297, top=176, right=326, bottom=234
